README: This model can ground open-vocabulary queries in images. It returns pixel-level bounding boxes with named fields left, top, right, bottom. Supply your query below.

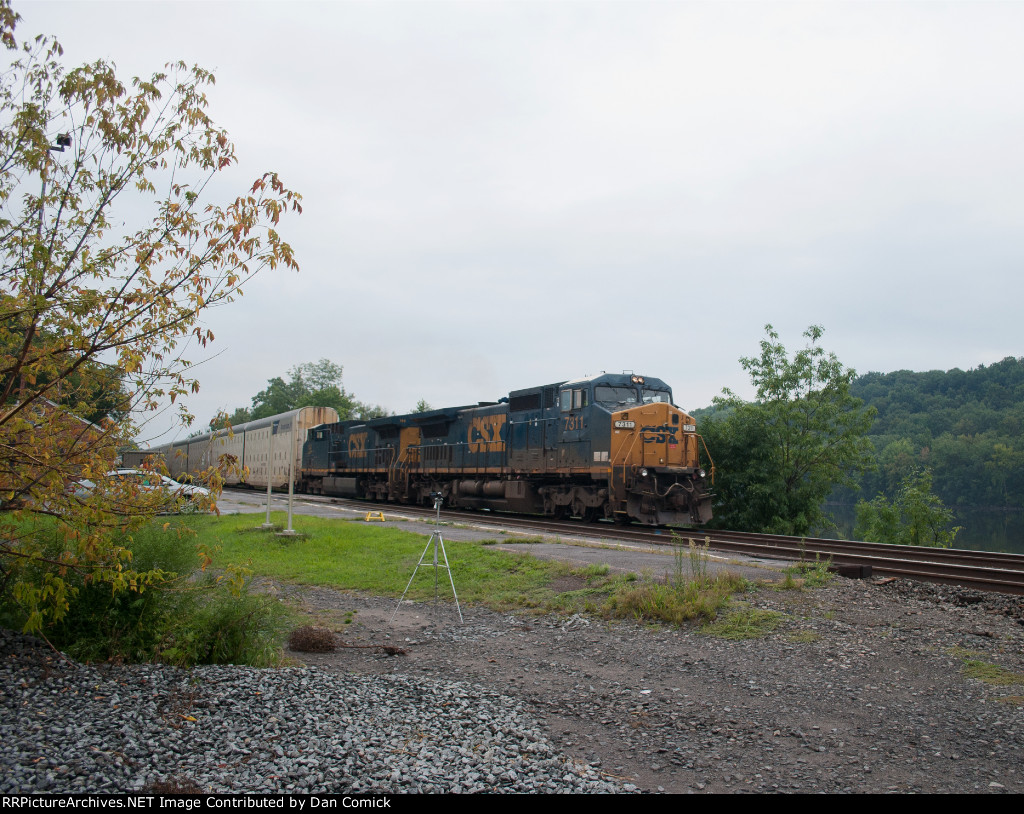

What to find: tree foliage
left=854, top=469, right=961, bottom=548
left=0, top=4, right=301, bottom=631
left=217, top=358, right=391, bottom=427
left=847, top=357, right=1024, bottom=509
left=701, top=325, right=876, bottom=535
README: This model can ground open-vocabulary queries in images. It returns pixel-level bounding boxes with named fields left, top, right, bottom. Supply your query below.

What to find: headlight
left=699, top=469, right=706, bottom=478
left=640, top=468, right=648, bottom=477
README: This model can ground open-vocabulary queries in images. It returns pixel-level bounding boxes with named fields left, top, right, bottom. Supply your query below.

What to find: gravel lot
left=4, top=496, right=1023, bottom=794
left=290, top=575, right=1024, bottom=794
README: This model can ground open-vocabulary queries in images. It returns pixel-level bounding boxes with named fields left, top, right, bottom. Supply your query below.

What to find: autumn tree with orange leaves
left=0, top=2, right=301, bottom=631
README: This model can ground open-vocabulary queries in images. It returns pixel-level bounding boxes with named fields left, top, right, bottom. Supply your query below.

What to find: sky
left=15, top=1, right=1024, bottom=445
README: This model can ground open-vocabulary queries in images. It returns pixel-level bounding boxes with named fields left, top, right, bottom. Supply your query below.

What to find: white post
left=283, top=416, right=297, bottom=535
left=261, top=420, right=278, bottom=529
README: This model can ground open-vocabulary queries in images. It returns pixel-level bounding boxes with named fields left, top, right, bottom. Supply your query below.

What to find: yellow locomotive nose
left=608, top=402, right=712, bottom=525
left=609, top=402, right=702, bottom=472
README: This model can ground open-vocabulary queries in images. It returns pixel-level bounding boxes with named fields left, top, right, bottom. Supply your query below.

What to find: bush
left=0, top=520, right=288, bottom=666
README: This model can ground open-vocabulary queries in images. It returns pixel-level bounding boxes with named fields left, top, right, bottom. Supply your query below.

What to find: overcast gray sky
left=18, top=1, right=1024, bottom=443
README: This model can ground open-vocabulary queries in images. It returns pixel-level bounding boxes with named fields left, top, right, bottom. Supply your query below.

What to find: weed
left=787, top=630, right=820, bottom=643
left=774, top=572, right=804, bottom=592
left=583, top=563, right=611, bottom=578
left=946, top=647, right=1024, bottom=686
left=783, top=554, right=834, bottom=588
left=997, top=696, right=1024, bottom=706
left=947, top=646, right=984, bottom=660
left=702, top=606, right=785, bottom=640
left=670, top=534, right=712, bottom=587
left=961, top=659, right=1024, bottom=686
left=604, top=570, right=748, bottom=627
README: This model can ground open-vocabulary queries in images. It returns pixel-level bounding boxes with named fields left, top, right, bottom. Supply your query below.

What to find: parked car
left=103, top=469, right=211, bottom=511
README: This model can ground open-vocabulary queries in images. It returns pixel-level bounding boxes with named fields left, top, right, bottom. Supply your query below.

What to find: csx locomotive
left=302, top=372, right=713, bottom=526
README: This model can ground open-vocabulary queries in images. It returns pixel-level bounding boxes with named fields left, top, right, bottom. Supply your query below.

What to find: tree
left=854, top=469, right=961, bottom=548
left=702, top=325, right=876, bottom=535
left=0, top=4, right=301, bottom=631
left=227, top=358, right=390, bottom=423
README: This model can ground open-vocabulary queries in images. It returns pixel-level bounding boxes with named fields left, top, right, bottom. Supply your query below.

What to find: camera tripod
left=390, top=492, right=463, bottom=624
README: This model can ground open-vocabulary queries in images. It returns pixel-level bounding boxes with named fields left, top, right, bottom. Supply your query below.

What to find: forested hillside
left=847, top=356, right=1024, bottom=509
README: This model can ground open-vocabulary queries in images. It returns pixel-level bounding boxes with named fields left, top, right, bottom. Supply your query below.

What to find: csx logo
left=348, top=432, right=367, bottom=459
left=642, top=424, right=678, bottom=444
left=467, top=415, right=506, bottom=454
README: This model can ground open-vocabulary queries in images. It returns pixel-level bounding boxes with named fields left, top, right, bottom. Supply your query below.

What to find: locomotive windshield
left=595, top=385, right=638, bottom=406
left=641, top=387, right=671, bottom=404
left=595, top=384, right=673, bottom=408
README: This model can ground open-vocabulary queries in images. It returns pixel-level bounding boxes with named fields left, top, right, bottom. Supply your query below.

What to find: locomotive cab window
left=560, top=389, right=589, bottom=411
left=641, top=388, right=672, bottom=404
left=595, top=385, right=638, bottom=407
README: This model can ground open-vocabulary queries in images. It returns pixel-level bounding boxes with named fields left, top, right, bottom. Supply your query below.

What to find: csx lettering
left=642, top=424, right=678, bottom=444
left=467, top=416, right=506, bottom=454
left=348, top=432, right=367, bottom=459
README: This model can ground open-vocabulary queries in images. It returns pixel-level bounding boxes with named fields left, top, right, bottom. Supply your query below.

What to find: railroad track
left=232, top=488, right=1024, bottom=596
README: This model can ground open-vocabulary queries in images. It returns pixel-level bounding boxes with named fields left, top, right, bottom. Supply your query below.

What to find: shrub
left=0, top=520, right=288, bottom=667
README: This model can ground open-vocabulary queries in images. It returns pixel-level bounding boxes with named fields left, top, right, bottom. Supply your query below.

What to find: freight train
left=123, top=406, right=341, bottom=489
left=130, top=373, right=714, bottom=526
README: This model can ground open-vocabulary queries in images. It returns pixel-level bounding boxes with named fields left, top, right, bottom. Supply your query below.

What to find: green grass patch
left=480, top=535, right=548, bottom=546
left=778, top=555, right=834, bottom=589
left=603, top=569, right=749, bottom=627
left=961, top=659, right=1024, bottom=686
left=945, top=647, right=1024, bottom=687
left=787, top=630, right=820, bottom=643
left=182, top=513, right=610, bottom=614
left=702, top=605, right=786, bottom=640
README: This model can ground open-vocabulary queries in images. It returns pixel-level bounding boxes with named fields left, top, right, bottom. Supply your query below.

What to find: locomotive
left=302, top=372, right=713, bottom=526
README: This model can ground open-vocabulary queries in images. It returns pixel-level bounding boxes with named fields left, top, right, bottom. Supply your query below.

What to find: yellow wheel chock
left=364, top=511, right=386, bottom=522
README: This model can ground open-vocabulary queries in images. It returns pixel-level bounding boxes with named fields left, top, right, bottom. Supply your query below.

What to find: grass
left=947, top=647, right=1024, bottom=687
left=184, top=513, right=612, bottom=613
left=603, top=539, right=751, bottom=627
left=961, top=659, right=1024, bottom=686
left=702, top=605, right=786, bottom=640
left=776, top=555, right=835, bottom=590
left=480, top=535, right=548, bottom=546
left=172, top=515, right=793, bottom=634
left=603, top=570, right=749, bottom=626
